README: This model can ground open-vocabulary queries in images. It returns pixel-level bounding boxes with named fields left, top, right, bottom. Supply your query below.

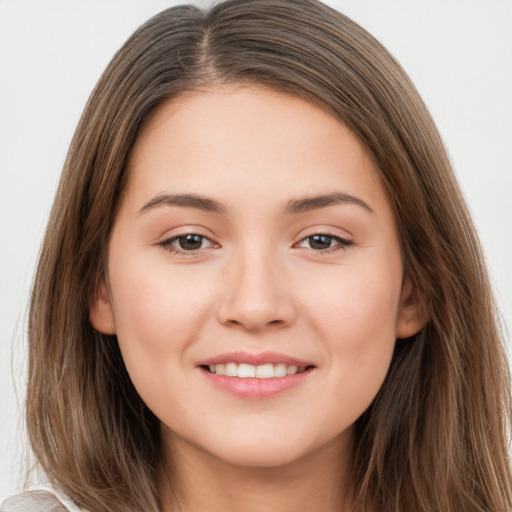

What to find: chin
left=194, top=425, right=340, bottom=470
left=210, top=442, right=310, bottom=469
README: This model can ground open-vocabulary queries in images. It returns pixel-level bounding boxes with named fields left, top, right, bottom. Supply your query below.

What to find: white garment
left=1, top=490, right=72, bottom=512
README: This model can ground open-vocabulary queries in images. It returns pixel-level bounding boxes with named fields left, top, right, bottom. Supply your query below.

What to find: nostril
left=216, top=287, right=297, bottom=331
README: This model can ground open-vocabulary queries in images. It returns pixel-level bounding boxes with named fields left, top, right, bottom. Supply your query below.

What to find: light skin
left=90, top=84, right=424, bottom=512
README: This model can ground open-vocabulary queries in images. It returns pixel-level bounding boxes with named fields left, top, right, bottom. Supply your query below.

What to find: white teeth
left=255, top=363, right=274, bottom=379
left=238, top=363, right=256, bottom=378
left=209, top=362, right=307, bottom=378
left=274, top=363, right=287, bottom=377
left=225, top=362, right=237, bottom=377
left=287, top=365, right=298, bottom=376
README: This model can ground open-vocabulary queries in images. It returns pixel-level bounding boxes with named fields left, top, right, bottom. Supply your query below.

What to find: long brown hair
left=27, top=1, right=511, bottom=510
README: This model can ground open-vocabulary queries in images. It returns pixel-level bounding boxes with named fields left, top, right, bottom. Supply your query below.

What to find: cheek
left=301, top=262, right=401, bottom=411
left=106, top=257, right=219, bottom=416
left=107, top=254, right=221, bottom=399
left=306, top=264, right=401, bottom=340
left=110, top=259, right=212, bottom=342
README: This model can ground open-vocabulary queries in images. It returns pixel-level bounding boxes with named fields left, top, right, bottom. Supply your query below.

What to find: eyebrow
left=285, top=192, right=373, bottom=214
left=138, top=193, right=226, bottom=215
left=138, top=191, right=373, bottom=216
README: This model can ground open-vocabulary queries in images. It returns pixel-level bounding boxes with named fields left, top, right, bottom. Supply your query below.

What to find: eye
left=159, top=234, right=214, bottom=254
left=297, top=234, right=352, bottom=252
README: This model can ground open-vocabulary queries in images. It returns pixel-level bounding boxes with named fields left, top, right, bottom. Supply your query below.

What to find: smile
left=197, top=351, right=316, bottom=398
left=205, top=362, right=310, bottom=378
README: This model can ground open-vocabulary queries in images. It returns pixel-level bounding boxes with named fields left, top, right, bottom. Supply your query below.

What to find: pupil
left=179, top=234, right=203, bottom=250
left=309, top=235, right=332, bottom=250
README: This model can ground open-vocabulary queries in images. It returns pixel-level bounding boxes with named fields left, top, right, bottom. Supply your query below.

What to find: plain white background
left=1, top=0, right=511, bottom=500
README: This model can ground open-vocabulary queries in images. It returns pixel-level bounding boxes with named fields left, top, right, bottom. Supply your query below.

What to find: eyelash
left=158, top=234, right=215, bottom=255
left=158, top=233, right=353, bottom=256
left=295, top=233, right=353, bottom=254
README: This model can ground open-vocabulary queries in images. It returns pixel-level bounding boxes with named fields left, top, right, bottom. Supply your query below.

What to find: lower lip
left=200, top=368, right=314, bottom=399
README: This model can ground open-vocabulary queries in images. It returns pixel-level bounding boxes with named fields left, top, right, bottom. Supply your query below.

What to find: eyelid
left=155, top=226, right=354, bottom=256
left=292, top=228, right=354, bottom=254
left=156, top=230, right=219, bottom=256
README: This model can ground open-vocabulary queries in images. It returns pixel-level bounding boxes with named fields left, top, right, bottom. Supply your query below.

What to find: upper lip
left=197, top=351, right=315, bottom=368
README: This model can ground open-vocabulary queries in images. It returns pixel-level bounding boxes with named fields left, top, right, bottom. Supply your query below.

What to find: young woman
left=3, top=0, right=511, bottom=511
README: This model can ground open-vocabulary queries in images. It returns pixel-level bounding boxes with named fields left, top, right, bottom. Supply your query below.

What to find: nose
left=216, top=245, right=297, bottom=332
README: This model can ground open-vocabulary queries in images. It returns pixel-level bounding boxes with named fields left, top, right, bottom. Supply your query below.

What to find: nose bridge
left=217, top=239, right=294, bottom=331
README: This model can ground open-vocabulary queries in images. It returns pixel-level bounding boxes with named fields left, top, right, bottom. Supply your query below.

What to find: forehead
left=124, top=83, right=388, bottom=213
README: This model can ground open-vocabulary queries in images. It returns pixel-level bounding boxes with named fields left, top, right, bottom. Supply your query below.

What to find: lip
left=197, top=350, right=314, bottom=368
left=197, top=351, right=316, bottom=399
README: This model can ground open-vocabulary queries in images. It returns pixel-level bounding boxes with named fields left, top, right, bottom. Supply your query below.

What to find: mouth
left=197, top=351, right=316, bottom=398
left=200, top=362, right=314, bottom=378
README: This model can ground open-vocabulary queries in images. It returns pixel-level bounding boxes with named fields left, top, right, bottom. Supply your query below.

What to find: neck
left=159, top=430, right=354, bottom=512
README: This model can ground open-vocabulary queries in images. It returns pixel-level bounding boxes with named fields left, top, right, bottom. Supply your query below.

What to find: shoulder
left=1, top=490, right=80, bottom=512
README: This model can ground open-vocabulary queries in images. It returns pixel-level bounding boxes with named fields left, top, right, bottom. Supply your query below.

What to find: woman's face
left=91, top=84, right=423, bottom=469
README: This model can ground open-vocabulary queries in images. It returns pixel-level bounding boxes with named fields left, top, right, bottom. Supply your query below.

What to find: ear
left=396, top=277, right=427, bottom=339
left=89, top=280, right=116, bottom=335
